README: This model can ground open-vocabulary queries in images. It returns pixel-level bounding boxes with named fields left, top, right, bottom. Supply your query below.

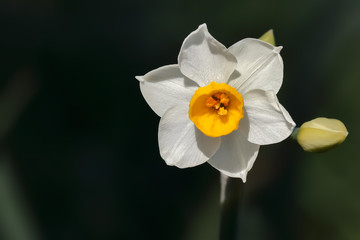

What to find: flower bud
left=259, top=29, right=275, bottom=46
left=296, top=118, right=348, bottom=153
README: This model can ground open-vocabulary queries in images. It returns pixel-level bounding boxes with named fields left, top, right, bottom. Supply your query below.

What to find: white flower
left=136, top=24, right=295, bottom=182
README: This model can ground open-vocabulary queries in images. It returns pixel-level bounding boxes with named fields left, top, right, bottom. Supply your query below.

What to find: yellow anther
left=217, top=107, right=228, bottom=116
left=205, top=97, right=218, bottom=108
left=206, top=92, right=230, bottom=115
left=219, top=94, right=229, bottom=106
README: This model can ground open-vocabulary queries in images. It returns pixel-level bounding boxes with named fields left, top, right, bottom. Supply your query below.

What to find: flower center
left=205, top=92, right=230, bottom=116
left=188, top=81, right=244, bottom=137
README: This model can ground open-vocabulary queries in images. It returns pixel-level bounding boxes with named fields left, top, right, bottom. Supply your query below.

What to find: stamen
left=219, top=94, right=229, bottom=106
left=205, top=97, right=218, bottom=108
left=206, top=92, right=230, bottom=115
left=217, top=107, right=228, bottom=116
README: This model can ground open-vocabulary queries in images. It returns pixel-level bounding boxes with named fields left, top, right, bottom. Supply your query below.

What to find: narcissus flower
left=136, top=24, right=295, bottom=182
left=296, top=118, right=348, bottom=152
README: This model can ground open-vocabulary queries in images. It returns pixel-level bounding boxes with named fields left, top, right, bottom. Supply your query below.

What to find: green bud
left=259, top=29, right=275, bottom=46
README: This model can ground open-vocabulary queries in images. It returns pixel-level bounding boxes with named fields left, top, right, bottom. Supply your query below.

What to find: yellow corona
left=189, top=81, right=244, bottom=137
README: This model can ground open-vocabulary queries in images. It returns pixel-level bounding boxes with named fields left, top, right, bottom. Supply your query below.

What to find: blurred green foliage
left=0, top=0, right=359, bottom=239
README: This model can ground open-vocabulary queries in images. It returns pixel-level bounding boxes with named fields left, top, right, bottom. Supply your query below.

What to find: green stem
left=290, top=127, right=299, bottom=140
left=219, top=174, right=245, bottom=240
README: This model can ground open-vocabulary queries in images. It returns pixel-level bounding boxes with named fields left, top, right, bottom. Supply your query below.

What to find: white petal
left=208, top=130, right=259, bottom=182
left=228, top=38, right=283, bottom=94
left=158, top=104, right=221, bottom=168
left=178, top=24, right=237, bottom=87
left=239, top=89, right=296, bottom=145
left=136, top=64, right=199, bottom=117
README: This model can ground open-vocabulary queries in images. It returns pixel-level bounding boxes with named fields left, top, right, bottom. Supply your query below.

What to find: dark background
left=0, top=0, right=359, bottom=239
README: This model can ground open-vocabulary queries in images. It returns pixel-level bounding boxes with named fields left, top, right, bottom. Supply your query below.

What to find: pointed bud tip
left=259, top=29, right=275, bottom=46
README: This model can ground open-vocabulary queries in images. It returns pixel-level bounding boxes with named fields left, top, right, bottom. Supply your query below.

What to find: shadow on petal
left=227, top=69, right=241, bottom=86
left=195, top=127, right=221, bottom=159
left=238, top=108, right=251, bottom=139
